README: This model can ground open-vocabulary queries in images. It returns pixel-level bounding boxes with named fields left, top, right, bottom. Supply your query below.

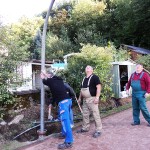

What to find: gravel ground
left=19, top=101, right=150, bottom=150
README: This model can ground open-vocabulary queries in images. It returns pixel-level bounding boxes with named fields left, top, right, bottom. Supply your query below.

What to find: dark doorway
left=119, top=65, right=128, bottom=91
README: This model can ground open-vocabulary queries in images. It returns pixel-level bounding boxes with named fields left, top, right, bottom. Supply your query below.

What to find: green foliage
left=0, top=17, right=44, bottom=114
left=45, top=0, right=107, bottom=51
left=131, top=0, right=150, bottom=48
left=7, top=17, right=44, bottom=59
left=45, top=32, right=76, bottom=60
left=99, top=0, right=134, bottom=46
left=69, top=0, right=107, bottom=46
left=48, top=9, right=70, bottom=36
left=101, top=0, right=150, bottom=48
left=57, top=43, right=129, bottom=101
left=0, top=60, right=23, bottom=119
left=59, top=44, right=114, bottom=101
left=46, top=0, right=150, bottom=51
left=111, top=44, right=129, bottom=61
left=136, top=55, right=150, bottom=71
left=0, top=17, right=44, bottom=119
left=0, top=85, right=15, bottom=105
left=75, top=29, right=107, bottom=46
left=0, top=26, right=14, bottom=110
left=32, top=30, right=42, bottom=59
left=0, top=59, right=16, bottom=111
left=72, top=0, right=106, bottom=22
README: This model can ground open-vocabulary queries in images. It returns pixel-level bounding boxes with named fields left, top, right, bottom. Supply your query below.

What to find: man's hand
left=126, top=90, right=129, bottom=95
left=145, top=93, right=149, bottom=98
left=48, top=115, right=53, bottom=121
left=40, top=71, right=48, bottom=79
left=93, top=97, right=99, bottom=104
left=78, top=92, right=82, bottom=104
left=78, top=99, right=81, bottom=104
left=40, top=73, right=45, bottom=79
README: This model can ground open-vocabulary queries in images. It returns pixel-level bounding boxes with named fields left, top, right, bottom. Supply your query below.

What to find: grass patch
left=100, top=96, right=150, bottom=118
left=100, top=103, right=132, bottom=118
left=0, top=140, right=27, bottom=150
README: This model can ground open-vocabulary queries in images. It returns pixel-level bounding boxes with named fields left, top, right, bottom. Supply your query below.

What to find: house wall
left=13, top=62, right=33, bottom=91
left=22, top=63, right=32, bottom=88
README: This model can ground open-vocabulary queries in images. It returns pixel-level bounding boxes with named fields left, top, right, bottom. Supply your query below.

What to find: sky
left=0, top=0, right=71, bottom=24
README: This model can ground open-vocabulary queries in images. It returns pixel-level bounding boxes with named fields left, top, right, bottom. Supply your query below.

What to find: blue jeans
left=58, top=99, right=74, bottom=143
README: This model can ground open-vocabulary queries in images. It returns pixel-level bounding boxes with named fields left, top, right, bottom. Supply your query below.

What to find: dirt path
left=20, top=101, right=150, bottom=150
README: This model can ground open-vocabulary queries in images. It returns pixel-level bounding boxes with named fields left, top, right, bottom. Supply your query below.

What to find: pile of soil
left=0, top=97, right=131, bottom=146
left=0, top=104, right=61, bottom=143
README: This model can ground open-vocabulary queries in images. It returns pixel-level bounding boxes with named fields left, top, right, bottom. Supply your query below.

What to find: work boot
left=93, top=132, right=101, bottom=138
left=131, top=122, right=140, bottom=126
left=58, top=142, right=72, bottom=149
left=76, top=128, right=89, bottom=133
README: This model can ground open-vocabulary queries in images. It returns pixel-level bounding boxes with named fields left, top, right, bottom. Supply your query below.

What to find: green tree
left=131, top=0, right=150, bottom=48
left=45, top=32, right=76, bottom=60
left=48, top=9, right=70, bottom=36
left=45, top=0, right=107, bottom=52
left=69, top=0, right=106, bottom=46
left=136, top=55, right=150, bottom=71
left=32, top=30, right=42, bottom=60
left=7, top=16, right=44, bottom=59
left=0, top=37, right=16, bottom=118
left=0, top=18, right=44, bottom=117
left=99, top=0, right=134, bottom=46
left=37, top=0, right=150, bottom=53
left=102, top=0, right=150, bottom=48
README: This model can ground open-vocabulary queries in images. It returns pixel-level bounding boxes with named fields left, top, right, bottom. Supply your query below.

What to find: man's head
left=136, top=64, right=143, bottom=73
left=85, top=65, right=93, bottom=75
left=46, top=70, right=54, bottom=78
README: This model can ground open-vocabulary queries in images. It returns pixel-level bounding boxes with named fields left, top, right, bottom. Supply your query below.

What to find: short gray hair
left=136, top=64, right=143, bottom=67
left=46, top=69, right=54, bottom=76
left=85, top=65, right=93, bottom=70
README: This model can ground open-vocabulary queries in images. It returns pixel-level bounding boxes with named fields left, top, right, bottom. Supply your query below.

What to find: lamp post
left=39, top=0, right=55, bottom=139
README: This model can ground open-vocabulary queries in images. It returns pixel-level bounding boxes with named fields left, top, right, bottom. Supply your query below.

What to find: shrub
left=58, top=44, right=114, bottom=101
left=136, top=55, right=150, bottom=71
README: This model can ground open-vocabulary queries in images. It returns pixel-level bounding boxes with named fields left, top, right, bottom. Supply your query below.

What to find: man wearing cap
left=40, top=70, right=73, bottom=149
left=126, top=64, right=150, bottom=126
left=77, top=65, right=102, bottom=138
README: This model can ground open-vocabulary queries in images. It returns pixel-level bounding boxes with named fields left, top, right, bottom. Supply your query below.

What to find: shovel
left=75, top=96, right=83, bottom=114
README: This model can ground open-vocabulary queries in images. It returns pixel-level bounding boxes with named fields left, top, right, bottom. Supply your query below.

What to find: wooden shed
left=121, top=44, right=150, bottom=60
left=112, top=61, right=136, bottom=98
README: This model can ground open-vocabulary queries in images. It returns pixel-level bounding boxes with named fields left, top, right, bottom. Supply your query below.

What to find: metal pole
left=40, top=0, right=55, bottom=137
